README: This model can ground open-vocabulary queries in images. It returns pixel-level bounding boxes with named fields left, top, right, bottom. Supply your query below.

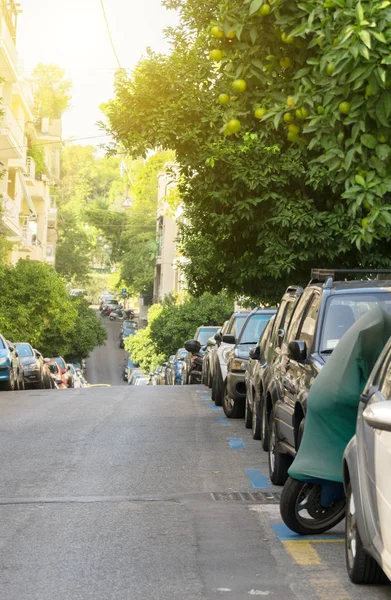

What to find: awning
left=17, top=168, right=37, bottom=218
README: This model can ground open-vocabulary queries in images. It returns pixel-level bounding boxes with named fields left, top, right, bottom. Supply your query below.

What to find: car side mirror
left=287, top=340, right=307, bottom=362
left=214, top=331, right=222, bottom=343
left=277, top=328, right=285, bottom=346
left=249, top=346, right=260, bottom=360
left=8, top=345, right=14, bottom=352
left=359, top=385, right=378, bottom=405
left=185, top=339, right=202, bottom=354
left=222, top=334, right=236, bottom=345
left=363, top=401, right=391, bottom=432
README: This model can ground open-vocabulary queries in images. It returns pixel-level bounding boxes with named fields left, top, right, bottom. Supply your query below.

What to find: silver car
left=343, top=339, right=391, bottom=584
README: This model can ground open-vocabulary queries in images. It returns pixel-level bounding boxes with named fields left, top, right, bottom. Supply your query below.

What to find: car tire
left=223, top=380, right=245, bottom=419
left=252, top=400, right=262, bottom=440
left=244, top=389, right=252, bottom=428
left=212, top=370, right=223, bottom=406
left=4, top=369, right=15, bottom=392
left=261, top=398, right=270, bottom=451
left=345, top=483, right=388, bottom=584
left=207, top=367, right=213, bottom=389
left=18, top=372, right=25, bottom=390
left=268, top=409, right=291, bottom=485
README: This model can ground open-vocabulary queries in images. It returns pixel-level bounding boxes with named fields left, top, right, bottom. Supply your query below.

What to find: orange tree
left=103, top=0, right=391, bottom=303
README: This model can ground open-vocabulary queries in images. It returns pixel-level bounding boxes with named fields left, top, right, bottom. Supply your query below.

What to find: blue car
left=0, top=335, right=24, bottom=391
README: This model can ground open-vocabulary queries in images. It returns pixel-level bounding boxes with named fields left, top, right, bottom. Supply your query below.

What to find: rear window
left=197, top=327, right=219, bottom=345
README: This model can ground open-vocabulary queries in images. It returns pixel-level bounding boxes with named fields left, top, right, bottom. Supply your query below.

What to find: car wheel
left=268, top=409, right=291, bottom=485
left=222, top=380, right=245, bottom=419
left=244, top=388, right=252, bottom=428
left=18, top=372, right=25, bottom=390
left=207, top=367, right=213, bottom=389
left=345, top=483, right=388, bottom=584
left=252, top=400, right=261, bottom=440
left=212, top=371, right=222, bottom=406
left=261, top=398, right=270, bottom=451
left=4, top=369, right=15, bottom=392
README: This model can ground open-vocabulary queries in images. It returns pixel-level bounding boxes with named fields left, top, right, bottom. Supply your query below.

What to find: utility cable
left=99, top=0, right=122, bottom=70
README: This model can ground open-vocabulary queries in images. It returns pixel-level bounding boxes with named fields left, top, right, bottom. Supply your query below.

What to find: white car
left=343, top=338, right=391, bottom=584
left=68, top=364, right=82, bottom=388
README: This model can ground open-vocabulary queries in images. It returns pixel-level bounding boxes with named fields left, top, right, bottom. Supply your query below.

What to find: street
left=0, top=321, right=389, bottom=600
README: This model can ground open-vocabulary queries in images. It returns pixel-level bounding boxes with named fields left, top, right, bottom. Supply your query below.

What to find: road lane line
left=283, top=540, right=321, bottom=565
left=226, top=437, right=245, bottom=449
left=272, top=523, right=344, bottom=542
left=245, top=469, right=272, bottom=489
left=310, top=577, right=352, bottom=600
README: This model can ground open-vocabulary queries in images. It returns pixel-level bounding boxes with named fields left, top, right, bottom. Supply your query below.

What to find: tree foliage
left=30, top=63, right=72, bottom=118
left=103, top=0, right=391, bottom=303
left=126, top=293, right=233, bottom=371
left=0, top=260, right=106, bottom=359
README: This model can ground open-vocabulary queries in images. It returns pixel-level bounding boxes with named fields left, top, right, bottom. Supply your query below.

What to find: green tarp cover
left=289, top=305, right=391, bottom=483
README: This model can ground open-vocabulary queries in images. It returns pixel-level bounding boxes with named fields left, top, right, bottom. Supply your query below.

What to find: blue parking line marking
left=207, top=404, right=221, bottom=411
left=227, top=437, right=245, bottom=449
left=245, top=469, right=272, bottom=489
left=216, top=417, right=231, bottom=426
left=272, top=523, right=344, bottom=542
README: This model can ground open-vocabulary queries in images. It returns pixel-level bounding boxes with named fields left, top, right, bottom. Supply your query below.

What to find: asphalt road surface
left=86, top=314, right=128, bottom=385
left=0, top=322, right=390, bottom=599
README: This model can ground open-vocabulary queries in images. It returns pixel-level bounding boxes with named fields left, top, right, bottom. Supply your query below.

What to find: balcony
left=25, top=156, right=36, bottom=181
left=0, top=9, right=18, bottom=83
left=0, top=192, right=20, bottom=236
left=48, top=206, right=57, bottom=225
left=20, top=216, right=33, bottom=250
left=0, top=107, right=24, bottom=159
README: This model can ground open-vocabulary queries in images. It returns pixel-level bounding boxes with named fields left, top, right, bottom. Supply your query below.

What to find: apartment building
left=152, top=164, right=187, bottom=304
left=0, top=1, right=60, bottom=265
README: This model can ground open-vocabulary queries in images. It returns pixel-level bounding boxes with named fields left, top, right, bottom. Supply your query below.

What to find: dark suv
left=267, top=270, right=391, bottom=485
left=245, top=286, right=302, bottom=448
left=223, top=308, right=277, bottom=418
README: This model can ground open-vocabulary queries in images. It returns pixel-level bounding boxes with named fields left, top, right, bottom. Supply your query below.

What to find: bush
left=126, top=293, right=233, bottom=371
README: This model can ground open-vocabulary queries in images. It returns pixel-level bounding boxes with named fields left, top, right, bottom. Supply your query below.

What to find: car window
left=48, top=364, right=58, bottom=374
left=54, top=357, right=66, bottom=370
left=259, top=317, right=274, bottom=351
left=15, top=344, right=33, bottom=357
left=271, top=299, right=296, bottom=347
left=197, top=328, right=219, bottom=345
left=320, top=292, right=391, bottom=353
left=239, top=314, right=273, bottom=344
left=229, top=315, right=248, bottom=338
left=287, top=291, right=314, bottom=342
left=297, top=293, right=321, bottom=350
left=0, top=337, right=5, bottom=349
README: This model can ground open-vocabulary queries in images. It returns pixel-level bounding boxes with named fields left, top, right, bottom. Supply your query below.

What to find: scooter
left=101, top=306, right=113, bottom=318
left=109, top=307, right=125, bottom=321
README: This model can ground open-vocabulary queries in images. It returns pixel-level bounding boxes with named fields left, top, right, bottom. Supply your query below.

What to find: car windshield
left=15, top=344, right=33, bottom=357
left=320, top=292, right=391, bottom=353
left=48, top=364, right=58, bottom=374
left=0, top=337, right=5, bottom=349
left=124, top=321, right=137, bottom=329
left=54, top=357, right=66, bottom=370
left=68, top=364, right=76, bottom=374
left=234, top=315, right=249, bottom=338
left=197, top=327, right=219, bottom=345
left=239, top=314, right=273, bottom=344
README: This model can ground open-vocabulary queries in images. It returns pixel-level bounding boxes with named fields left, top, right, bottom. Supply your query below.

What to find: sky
left=17, top=0, right=179, bottom=144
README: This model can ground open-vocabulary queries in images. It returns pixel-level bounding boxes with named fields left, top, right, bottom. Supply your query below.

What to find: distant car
left=343, top=337, right=391, bottom=585
left=15, top=342, right=48, bottom=389
left=128, top=369, right=146, bottom=385
left=165, top=355, right=176, bottom=385
left=119, top=322, right=138, bottom=349
left=151, top=366, right=165, bottom=385
left=51, top=357, right=73, bottom=388
left=68, top=364, right=83, bottom=388
left=0, top=336, right=24, bottom=391
left=223, top=308, right=277, bottom=418
left=184, top=326, right=220, bottom=384
left=99, top=293, right=116, bottom=310
left=123, top=357, right=139, bottom=381
left=46, top=361, right=67, bottom=389
left=173, top=348, right=187, bottom=385
left=134, top=376, right=150, bottom=386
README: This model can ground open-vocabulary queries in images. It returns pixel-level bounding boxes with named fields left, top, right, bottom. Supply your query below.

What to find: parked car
left=173, top=348, right=187, bottom=385
left=184, top=326, right=220, bottom=384
left=134, top=376, right=151, bottom=386
left=165, top=356, right=176, bottom=385
left=210, top=312, right=250, bottom=405
left=51, top=357, right=73, bottom=388
left=203, top=321, right=229, bottom=388
left=68, top=364, right=83, bottom=388
left=152, top=365, right=165, bottom=386
left=99, top=293, right=116, bottom=310
left=119, top=321, right=138, bottom=349
left=268, top=269, right=391, bottom=485
left=15, top=342, right=48, bottom=389
left=0, top=336, right=24, bottom=391
left=128, top=369, right=146, bottom=385
left=223, top=308, right=277, bottom=418
left=123, top=356, right=139, bottom=381
left=245, top=286, right=303, bottom=448
left=343, top=336, right=391, bottom=584
left=46, top=361, right=68, bottom=389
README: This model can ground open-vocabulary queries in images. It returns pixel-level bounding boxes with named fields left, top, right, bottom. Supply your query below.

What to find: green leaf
left=371, top=31, right=387, bottom=43
left=355, top=175, right=366, bottom=187
left=249, top=0, right=263, bottom=15
left=376, top=144, right=391, bottom=160
left=381, top=56, right=391, bottom=65
left=361, top=134, right=377, bottom=148
left=359, top=30, right=371, bottom=49
left=356, top=2, right=364, bottom=23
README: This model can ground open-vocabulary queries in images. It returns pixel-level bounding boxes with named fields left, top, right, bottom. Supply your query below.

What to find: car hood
left=0, top=348, right=10, bottom=359
left=234, top=344, right=256, bottom=360
left=20, top=356, right=37, bottom=366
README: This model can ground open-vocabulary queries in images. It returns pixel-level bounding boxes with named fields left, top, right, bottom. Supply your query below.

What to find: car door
left=359, top=353, right=391, bottom=562
left=276, top=291, right=321, bottom=448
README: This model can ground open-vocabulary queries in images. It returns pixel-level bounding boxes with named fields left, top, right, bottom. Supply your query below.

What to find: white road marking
left=248, top=591, right=271, bottom=596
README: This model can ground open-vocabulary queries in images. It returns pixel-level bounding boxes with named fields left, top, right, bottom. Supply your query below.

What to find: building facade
left=152, top=164, right=186, bottom=304
left=0, top=1, right=60, bottom=265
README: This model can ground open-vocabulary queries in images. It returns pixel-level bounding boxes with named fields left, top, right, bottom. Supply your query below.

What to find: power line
left=99, top=0, right=122, bottom=70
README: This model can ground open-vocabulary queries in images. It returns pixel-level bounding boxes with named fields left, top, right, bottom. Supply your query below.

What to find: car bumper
left=23, top=368, right=41, bottom=383
left=0, top=366, right=10, bottom=381
left=227, top=371, right=246, bottom=401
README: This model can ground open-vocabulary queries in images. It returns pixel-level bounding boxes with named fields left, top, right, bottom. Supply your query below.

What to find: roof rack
left=311, top=268, right=391, bottom=286
left=285, top=285, right=304, bottom=295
